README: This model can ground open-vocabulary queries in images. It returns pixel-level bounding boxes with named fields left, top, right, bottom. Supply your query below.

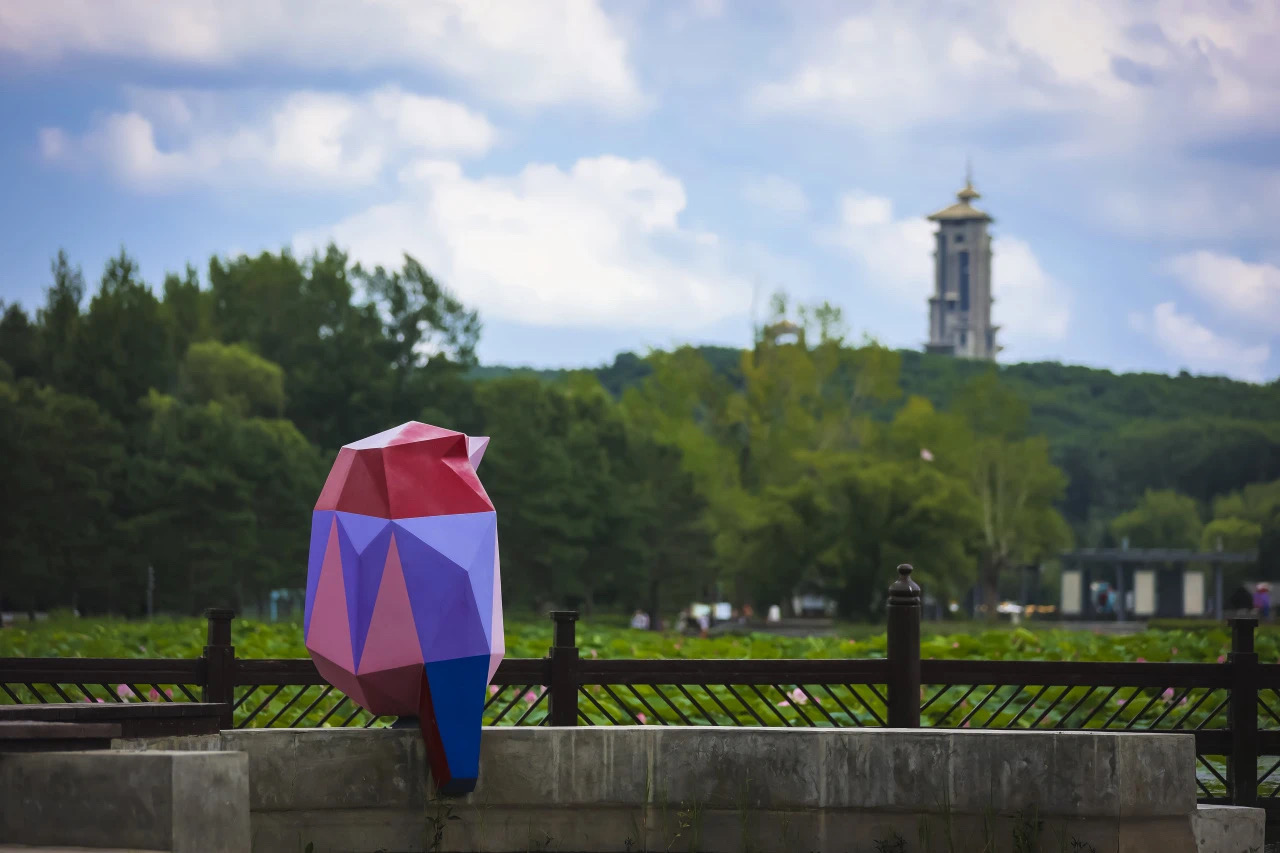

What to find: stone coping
left=126, top=725, right=1196, bottom=819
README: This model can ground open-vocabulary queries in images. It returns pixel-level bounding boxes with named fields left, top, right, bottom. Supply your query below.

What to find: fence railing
left=3, top=564, right=1279, bottom=817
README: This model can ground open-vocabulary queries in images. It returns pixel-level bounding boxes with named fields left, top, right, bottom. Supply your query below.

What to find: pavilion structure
left=1059, top=548, right=1259, bottom=622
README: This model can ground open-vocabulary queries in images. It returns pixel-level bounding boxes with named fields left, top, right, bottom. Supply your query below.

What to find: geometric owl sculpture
left=304, top=421, right=503, bottom=794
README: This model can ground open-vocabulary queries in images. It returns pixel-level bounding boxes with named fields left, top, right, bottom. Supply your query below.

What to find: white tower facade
left=925, top=175, right=1000, bottom=360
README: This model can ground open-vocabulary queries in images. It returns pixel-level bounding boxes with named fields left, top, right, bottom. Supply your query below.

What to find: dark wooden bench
left=0, top=702, right=228, bottom=740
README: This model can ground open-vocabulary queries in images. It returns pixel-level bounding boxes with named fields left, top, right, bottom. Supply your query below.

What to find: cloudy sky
left=1, top=1, right=1278, bottom=381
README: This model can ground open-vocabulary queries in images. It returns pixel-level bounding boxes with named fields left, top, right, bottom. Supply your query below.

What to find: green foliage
left=1110, top=489, right=1202, bottom=550
left=8, top=614, right=1267, bottom=665
left=179, top=340, right=285, bottom=417
left=1, top=242, right=1273, bottom=623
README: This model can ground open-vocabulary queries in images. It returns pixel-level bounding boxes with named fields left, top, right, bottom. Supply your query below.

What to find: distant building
left=925, top=169, right=1000, bottom=360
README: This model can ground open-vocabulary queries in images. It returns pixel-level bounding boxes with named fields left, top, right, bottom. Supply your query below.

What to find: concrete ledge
left=466, top=726, right=1194, bottom=819
left=1193, top=804, right=1266, bottom=853
left=0, top=749, right=249, bottom=853
left=113, top=726, right=1264, bottom=853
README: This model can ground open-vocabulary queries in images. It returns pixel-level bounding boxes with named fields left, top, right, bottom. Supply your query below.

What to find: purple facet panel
left=349, top=521, right=395, bottom=672
left=334, top=512, right=391, bottom=661
left=393, top=524, right=490, bottom=661
left=463, top=521, right=498, bottom=643
left=393, top=512, right=495, bottom=573
left=305, top=511, right=336, bottom=639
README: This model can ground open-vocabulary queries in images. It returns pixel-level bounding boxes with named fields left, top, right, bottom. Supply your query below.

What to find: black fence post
left=1229, top=616, right=1259, bottom=808
left=202, top=608, right=236, bottom=730
left=887, top=564, right=922, bottom=728
left=548, top=611, right=580, bottom=726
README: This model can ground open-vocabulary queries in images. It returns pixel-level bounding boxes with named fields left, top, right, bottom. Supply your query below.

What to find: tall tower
left=925, top=168, right=1000, bottom=360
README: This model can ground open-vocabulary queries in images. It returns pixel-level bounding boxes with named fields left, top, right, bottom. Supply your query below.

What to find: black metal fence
left=4, top=563, right=1280, bottom=821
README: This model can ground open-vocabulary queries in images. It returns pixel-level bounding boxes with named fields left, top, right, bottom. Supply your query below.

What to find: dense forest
left=2, top=248, right=1278, bottom=621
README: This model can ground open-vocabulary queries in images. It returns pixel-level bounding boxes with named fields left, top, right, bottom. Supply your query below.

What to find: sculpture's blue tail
left=417, top=654, right=490, bottom=795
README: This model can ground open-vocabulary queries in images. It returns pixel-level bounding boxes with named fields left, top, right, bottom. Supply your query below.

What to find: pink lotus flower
left=952, top=642, right=960, bottom=649
left=1117, top=699, right=1126, bottom=706
left=962, top=720, right=971, bottom=728
left=1162, top=688, right=1175, bottom=700
left=523, top=691, right=537, bottom=704
left=488, top=685, right=499, bottom=697
left=788, top=688, right=808, bottom=706
left=589, top=649, right=599, bottom=659
left=95, top=698, right=105, bottom=703
left=1179, top=697, right=1188, bottom=706
left=637, top=712, right=647, bottom=724
left=920, top=448, right=935, bottom=462
left=148, top=687, right=161, bottom=702
left=1136, top=657, right=1146, bottom=663
left=116, top=684, right=133, bottom=699
left=1217, top=655, right=1227, bottom=664
left=776, top=700, right=790, bottom=708
left=1170, top=647, right=1178, bottom=655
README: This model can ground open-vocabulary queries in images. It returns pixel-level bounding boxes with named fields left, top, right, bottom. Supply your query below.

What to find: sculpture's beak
left=466, top=435, right=490, bottom=471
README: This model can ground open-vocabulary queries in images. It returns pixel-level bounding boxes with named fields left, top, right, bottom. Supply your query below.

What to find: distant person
left=696, top=612, right=710, bottom=637
left=1257, top=584, right=1271, bottom=620
left=630, top=609, right=650, bottom=630
left=767, top=604, right=782, bottom=623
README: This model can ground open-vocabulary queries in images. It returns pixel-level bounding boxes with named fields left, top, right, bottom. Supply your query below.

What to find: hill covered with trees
left=475, top=345, right=1280, bottom=547
left=2, top=249, right=1277, bottom=621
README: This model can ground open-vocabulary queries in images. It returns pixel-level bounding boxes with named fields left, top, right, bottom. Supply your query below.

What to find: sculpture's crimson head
left=304, top=422, right=502, bottom=794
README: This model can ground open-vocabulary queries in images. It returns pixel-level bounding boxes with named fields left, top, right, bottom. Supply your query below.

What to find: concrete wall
left=109, top=726, right=1263, bottom=853
left=0, top=749, right=248, bottom=853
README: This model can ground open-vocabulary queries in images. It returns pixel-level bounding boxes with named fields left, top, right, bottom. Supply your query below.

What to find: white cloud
left=824, top=191, right=934, bottom=293
left=741, top=176, right=808, bottom=216
left=822, top=190, right=1069, bottom=357
left=992, top=237, right=1071, bottom=346
left=1164, top=250, right=1280, bottom=330
left=750, top=0, right=1280, bottom=151
left=1129, top=302, right=1270, bottom=381
left=293, top=155, right=749, bottom=331
left=40, top=87, right=495, bottom=191
left=0, top=0, right=643, bottom=113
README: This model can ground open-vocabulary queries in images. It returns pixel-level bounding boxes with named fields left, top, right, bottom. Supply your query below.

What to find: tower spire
left=957, top=157, right=979, bottom=202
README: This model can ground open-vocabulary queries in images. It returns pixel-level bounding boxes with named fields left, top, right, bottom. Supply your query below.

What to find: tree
left=37, top=249, right=85, bottom=390
left=73, top=250, right=174, bottom=424
left=161, top=264, right=213, bottom=363
left=624, top=436, right=716, bottom=625
left=1203, top=479, right=1280, bottom=572
left=737, top=453, right=981, bottom=618
left=1110, top=489, right=1203, bottom=550
left=0, top=378, right=125, bottom=614
left=0, top=303, right=40, bottom=380
left=180, top=341, right=286, bottom=417
left=946, top=373, right=1072, bottom=615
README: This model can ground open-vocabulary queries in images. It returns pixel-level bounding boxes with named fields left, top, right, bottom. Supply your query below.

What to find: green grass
left=0, top=614, right=1265, bottom=663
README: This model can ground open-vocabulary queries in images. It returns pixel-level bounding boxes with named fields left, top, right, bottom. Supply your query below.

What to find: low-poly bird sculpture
left=304, top=421, right=502, bottom=794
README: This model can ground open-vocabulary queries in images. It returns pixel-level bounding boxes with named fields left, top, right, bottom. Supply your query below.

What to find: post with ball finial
left=887, top=564, right=922, bottom=728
